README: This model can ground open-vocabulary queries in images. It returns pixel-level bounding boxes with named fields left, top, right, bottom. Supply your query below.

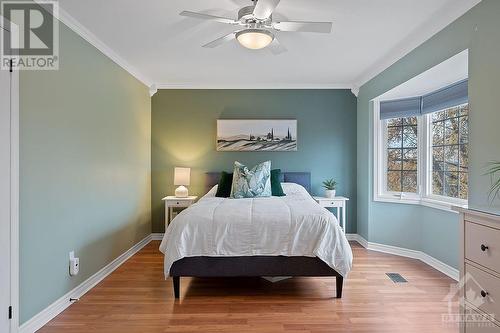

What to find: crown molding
left=36, top=1, right=153, bottom=87
left=38, top=0, right=481, bottom=94
left=149, top=84, right=158, bottom=97
left=350, top=86, right=360, bottom=97
left=155, top=82, right=354, bottom=90
left=352, top=0, right=482, bottom=89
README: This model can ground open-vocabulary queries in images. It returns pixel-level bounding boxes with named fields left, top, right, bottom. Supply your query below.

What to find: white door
left=0, top=24, right=13, bottom=333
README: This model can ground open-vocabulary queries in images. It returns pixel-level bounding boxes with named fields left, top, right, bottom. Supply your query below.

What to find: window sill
left=374, top=194, right=467, bottom=213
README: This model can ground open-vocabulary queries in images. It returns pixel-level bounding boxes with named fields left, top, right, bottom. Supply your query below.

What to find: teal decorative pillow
left=215, top=171, right=233, bottom=198
left=271, top=169, right=286, bottom=197
left=230, top=161, right=272, bottom=198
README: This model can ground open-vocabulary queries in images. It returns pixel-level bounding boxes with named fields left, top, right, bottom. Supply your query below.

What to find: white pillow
left=281, top=182, right=310, bottom=197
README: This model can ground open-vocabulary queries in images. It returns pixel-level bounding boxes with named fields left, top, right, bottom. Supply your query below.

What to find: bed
left=159, top=172, right=353, bottom=299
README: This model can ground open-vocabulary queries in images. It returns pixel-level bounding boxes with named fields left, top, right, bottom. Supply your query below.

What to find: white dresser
left=458, top=208, right=500, bottom=332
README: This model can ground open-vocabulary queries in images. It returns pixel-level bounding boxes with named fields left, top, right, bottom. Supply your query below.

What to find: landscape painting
left=217, top=119, right=297, bottom=152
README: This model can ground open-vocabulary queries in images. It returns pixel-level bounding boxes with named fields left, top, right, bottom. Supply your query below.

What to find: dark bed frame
left=169, top=172, right=344, bottom=299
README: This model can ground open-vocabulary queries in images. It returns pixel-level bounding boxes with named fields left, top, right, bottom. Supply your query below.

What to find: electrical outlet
left=69, top=251, right=79, bottom=276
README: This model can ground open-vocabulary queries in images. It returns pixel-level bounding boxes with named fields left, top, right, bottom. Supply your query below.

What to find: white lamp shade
left=174, top=167, right=190, bottom=186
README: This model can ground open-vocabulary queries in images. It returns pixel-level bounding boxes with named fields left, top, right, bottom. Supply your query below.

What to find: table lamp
left=174, top=167, right=190, bottom=197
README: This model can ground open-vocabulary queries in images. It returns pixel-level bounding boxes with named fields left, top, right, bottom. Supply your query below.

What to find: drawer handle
left=481, top=290, right=489, bottom=298
left=481, top=244, right=489, bottom=252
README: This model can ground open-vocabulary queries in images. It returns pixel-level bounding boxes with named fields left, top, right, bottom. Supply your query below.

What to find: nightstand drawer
left=317, top=200, right=342, bottom=207
left=465, top=263, right=500, bottom=323
left=465, top=221, right=500, bottom=274
left=169, top=200, right=192, bottom=207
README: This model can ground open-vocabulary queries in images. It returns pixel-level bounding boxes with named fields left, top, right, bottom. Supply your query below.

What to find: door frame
left=1, top=15, right=20, bottom=333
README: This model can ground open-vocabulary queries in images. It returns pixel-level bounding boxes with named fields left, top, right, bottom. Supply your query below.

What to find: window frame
left=373, top=99, right=468, bottom=213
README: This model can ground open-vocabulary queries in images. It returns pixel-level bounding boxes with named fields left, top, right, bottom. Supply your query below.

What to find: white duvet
left=159, top=183, right=353, bottom=277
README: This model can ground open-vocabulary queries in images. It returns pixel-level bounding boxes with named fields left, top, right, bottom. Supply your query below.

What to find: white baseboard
left=151, top=233, right=164, bottom=240
left=347, top=233, right=458, bottom=281
left=20, top=232, right=458, bottom=332
left=346, top=233, right=368, bottom=248
left=19, top=234, right=153, bottom=333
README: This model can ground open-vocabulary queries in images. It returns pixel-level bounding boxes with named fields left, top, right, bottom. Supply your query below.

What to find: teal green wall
left=151, top=89, right=357, bottom=233
left=357, top=0, right=500, bottom=269
left=19, top=22, right=151, bottom=323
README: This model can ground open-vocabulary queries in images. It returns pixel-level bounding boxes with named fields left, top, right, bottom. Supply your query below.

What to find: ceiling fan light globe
left=236, top=29, right=274, bottom=50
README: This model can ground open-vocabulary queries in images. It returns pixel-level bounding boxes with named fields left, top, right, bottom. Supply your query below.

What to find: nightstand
left=313, top=196, right=349, bottom=233
left=162, top=196, right=197, bottom=227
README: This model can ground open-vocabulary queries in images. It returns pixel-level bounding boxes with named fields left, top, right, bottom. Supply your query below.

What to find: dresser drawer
left=464, top=304, right=500, bottom=333
left=465, top=322, right=500, bottom=333
left=465, top=221, right=500, bottom=273
left=465, top=264, right=500, bottom=324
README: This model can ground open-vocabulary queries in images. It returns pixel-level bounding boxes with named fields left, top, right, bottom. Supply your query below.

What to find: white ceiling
left=379, top=49, right=468, bottom=100
left=56, top=0, right=481, bottom=89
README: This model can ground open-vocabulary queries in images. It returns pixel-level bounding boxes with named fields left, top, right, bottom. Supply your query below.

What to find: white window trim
left=372, top=99, right=468, bottom=213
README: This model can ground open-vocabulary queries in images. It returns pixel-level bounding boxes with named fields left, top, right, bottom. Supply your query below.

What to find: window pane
left=387, top=149, right=402, bottom=170
left=403, top=126, right=417, bottom=148
left=431, top=104, right=469, bottom=200
left=459, top=173, right=468, bottom=199
left=444, top=118, right=459, bottom=145
left=387, top=118, right=402, bottom=127
left=387, top=171, right=402, bottom=192
left=403, top=117, right=418, bottom=126
left=432, top=122, right=444, bottom=146
left=459, top=145, right=468, bottom=172
left=385, top=116, right=418, bottom=193
left=445, top=172, right=459, bottom=198
left=402, top=171, right=417, bottom=192
left=432, top=147, right=444, bottom=171
left=444, top=146, right=459, bottom=172
left=459, top=116, right=468, bottom=144
left=433, top=172, right=444, bottom=195
left=432, top=111, right=446, bottom=122
left=403, top=149, right=417, bottom=170
left=387, top=126, right=402, bottom=148
left=459, top=104, right=469, bottom=116
left=446, top=107, right=459, bottom=118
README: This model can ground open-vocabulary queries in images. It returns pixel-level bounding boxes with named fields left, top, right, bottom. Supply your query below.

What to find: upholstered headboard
left=205, top=172, right=311, bottom=194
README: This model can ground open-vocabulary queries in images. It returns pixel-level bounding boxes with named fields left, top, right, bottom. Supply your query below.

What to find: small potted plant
left=322, top=179, right=338, bottom=198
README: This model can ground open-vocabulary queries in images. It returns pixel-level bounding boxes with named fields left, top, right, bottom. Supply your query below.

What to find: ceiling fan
left=180, top=0, right=333, bottom=54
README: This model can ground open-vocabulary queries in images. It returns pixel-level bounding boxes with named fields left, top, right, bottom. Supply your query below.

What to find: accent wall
left=151, top=89, right=357, bottom=233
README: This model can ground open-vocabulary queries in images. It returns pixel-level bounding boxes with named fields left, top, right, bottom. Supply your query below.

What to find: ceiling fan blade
left=268, top=38, right=287, bottom=55
left=273, top=21, right=333, bottom=33
left=253, top=0, right=280, bottom=20
left=202, top=32, right=237, bottom=48
left=180, top=11, right=238, bottom=25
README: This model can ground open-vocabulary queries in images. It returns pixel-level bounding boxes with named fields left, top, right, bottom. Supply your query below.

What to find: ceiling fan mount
left=179, top=0, right=333, bottom=55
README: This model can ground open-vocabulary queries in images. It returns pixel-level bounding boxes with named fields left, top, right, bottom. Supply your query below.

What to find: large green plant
left=485, top=161, right=500, bottom=201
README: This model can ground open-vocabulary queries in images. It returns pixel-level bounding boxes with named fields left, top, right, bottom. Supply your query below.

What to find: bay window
left=374, top=80, right=469, bottom=211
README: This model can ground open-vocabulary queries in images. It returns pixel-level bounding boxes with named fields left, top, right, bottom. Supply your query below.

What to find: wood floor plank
left=39, top=241, right=459, bottom=332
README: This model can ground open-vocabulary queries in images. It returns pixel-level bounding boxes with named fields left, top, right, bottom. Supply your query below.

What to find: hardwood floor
left=40, top=241, right=459, bottom=332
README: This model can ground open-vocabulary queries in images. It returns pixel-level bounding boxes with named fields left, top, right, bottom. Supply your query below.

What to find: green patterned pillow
left=230, top=161, right=272, bottom=198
